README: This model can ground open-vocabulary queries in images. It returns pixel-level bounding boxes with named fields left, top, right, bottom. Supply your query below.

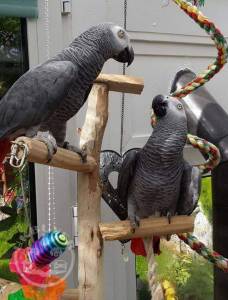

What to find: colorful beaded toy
left=9, top=231, right=68, bottom=300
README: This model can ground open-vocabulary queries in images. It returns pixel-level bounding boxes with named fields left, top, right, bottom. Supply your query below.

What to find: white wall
left=26, top=0, right=228, bottom=298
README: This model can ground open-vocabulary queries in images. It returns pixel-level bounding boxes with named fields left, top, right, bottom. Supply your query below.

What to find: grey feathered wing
left=0, top=61, right=77, bottom=139
left=117, top=148, right=140, bottom=214
left=177, top=161, right=201, bottom=215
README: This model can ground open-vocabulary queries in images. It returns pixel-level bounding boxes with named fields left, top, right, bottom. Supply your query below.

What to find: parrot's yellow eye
left=177, top=103, right=183, bottom=110
left=118, top=30, right=125, bottom=39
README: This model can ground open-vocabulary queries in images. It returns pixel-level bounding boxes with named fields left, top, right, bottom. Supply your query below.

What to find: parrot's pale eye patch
left=118, top=29, right=125, bottom=39
left=177, top=103, right=183, bottom=110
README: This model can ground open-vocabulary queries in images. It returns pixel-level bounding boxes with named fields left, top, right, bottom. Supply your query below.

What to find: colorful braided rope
left=187, top=134, right=221, bottom=173
left=170, top=0, right=228, bottom=98
left=178, top=233, right=228, bottom=272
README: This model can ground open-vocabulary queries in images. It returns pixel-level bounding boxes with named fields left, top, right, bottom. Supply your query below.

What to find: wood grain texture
left=61, top=289, right=79, bottom=300
left=95, top=74, right=144, bottom=94
left=77, top=84, right=109, bottom=300
left=14, top=137, right=97, bottom=173
left=99, top=215, right=195, bottom=241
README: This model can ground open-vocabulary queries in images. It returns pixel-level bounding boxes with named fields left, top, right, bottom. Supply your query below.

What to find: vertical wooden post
left=77, top=83, right=109, bottom=300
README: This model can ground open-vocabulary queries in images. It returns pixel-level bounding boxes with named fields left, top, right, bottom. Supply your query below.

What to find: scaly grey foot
left=128, top=214, right=140, bottom=233
left=63, top=142, right=87, bottom=163
left=167, top=211, right=172, bottom=224
left=166, top=211, right=172, bottom=241
left=34, top=131, right=57, bottom=163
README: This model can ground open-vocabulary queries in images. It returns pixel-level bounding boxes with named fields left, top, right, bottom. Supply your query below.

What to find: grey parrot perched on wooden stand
left=100, top=94, right=201, bottom=256
left=0, top=22, right=134, bottom=165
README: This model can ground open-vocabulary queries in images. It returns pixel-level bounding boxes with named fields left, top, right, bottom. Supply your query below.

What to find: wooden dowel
left=61, top=289, right=79, bottom=300
left=95, top=74, right=144, bottom=94
left=99, top=215, right=195, bottom=241
left=13, top=137, right=97, bottom=173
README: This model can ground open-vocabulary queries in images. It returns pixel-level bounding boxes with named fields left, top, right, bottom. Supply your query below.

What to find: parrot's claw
left=129, top=215, right=140, bottom=232
left=34, top=131, right=57, bottom=163
left=167, top=212, right=172, bottom=224
left=63, top=142, right=87, bottom=163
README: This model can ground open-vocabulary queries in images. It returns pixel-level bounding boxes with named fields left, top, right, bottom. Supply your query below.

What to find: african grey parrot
left=122, top=95, right=201, bottom=229
left=0, top=22, right=134, bottom=165
left=100, top=94, right=201, bottom=255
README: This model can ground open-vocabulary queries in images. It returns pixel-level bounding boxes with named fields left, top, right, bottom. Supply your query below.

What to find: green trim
left=0, top=0, right=38, bottom=18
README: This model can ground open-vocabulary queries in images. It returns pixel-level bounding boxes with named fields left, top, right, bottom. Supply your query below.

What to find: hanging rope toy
left=9, top=231, right=68, bottom=299
left=170, top=0, right=228, bottom=98
left=178, top=233, right=228, bottom=271
left=151, top=115, right=221, bottom=173
left=187, top=134, right=220, bottom=173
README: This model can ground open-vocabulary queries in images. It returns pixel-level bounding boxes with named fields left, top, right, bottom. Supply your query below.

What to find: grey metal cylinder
left=171, top=69, right=228, bottom=300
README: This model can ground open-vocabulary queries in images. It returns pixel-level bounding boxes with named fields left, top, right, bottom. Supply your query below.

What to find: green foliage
left=136, top=255, right=148, bottom=281
left=136, top=245, right=213, bottom=300
left=0, top=17, right=20, bottom=34
left=199, top=177, right=212, bottom=223
left=0, top=259, right=19, bottom=282
left=0, top=213, right=29, bottom=281
left=0, top=199, right=17, bottom=216
left=137, top=282, right=151, bottom=300
left=177, top=256, right=213, bottom=300
left=0, top=16, right=23, bottom=98
left=0, top=214, right=28, bottom=257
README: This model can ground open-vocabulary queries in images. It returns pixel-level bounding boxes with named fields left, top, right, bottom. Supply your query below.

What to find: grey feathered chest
left=128, top=119, right=187, bottom=218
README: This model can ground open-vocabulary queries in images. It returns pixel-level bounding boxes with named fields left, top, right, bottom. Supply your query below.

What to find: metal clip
left=9, top=141, right=29, bottom=169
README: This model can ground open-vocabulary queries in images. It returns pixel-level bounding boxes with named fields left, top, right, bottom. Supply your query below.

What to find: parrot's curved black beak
left=114, top=45, right=134, bottom=66
left=152, top=95, right=168, bottom=118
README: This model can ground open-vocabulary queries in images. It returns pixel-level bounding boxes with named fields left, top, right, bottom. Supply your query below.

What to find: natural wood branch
left=14, top=137, right=97, bottom=173
left=99, top=215, right=195, bottom=241
left=78, top=84, right=109, bottom=300
left=61, top=289, right=79, bottom=300
left=95, top=74, right=144, bottom=94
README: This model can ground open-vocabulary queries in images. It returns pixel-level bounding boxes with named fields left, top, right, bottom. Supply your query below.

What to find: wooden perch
left=95, top=74, right=144, bottom=94
left=99, top=215, right=195, bottom=241
left=14, top=137, right=97, bottom=173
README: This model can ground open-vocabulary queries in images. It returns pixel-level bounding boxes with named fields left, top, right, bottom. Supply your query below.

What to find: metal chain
left=44, top=0, right=56, bottom=232
left=120, top=0, right=130, bottom=251
left=20, top=167, right=34, bottom=243
left=120, top=0, right=128, bottom=155
left=48, top=166, right=56, bottom=231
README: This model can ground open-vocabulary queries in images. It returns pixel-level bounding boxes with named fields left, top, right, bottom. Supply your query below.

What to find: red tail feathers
left=0, top=139, right=11, bottom=171
left=131, top=236, right=161, bottom=257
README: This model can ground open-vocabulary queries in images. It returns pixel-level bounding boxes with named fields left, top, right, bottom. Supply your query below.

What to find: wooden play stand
left=3, top=74, right=194, bottom=300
